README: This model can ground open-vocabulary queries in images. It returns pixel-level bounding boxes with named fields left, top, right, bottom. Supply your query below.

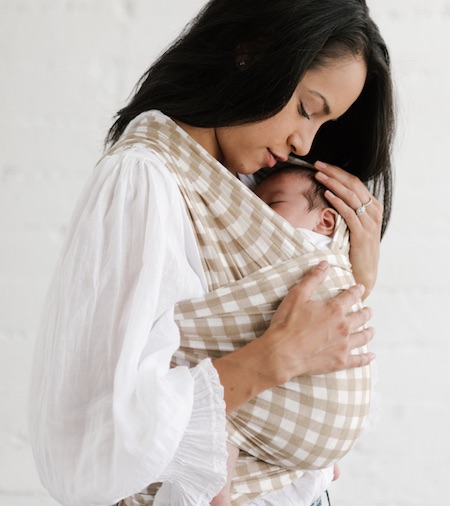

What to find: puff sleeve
left=28, top=147, right=227, bottom=506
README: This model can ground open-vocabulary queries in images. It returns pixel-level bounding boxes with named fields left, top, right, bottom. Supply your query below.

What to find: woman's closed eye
left=299, top=102, right=310, bottom=120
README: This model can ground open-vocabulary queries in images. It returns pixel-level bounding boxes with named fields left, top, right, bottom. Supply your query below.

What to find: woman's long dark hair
left=107, top=0, right=395, bottom=236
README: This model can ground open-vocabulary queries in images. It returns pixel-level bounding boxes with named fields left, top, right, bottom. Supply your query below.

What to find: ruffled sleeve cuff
left=158, top=358, right=228, bottom=505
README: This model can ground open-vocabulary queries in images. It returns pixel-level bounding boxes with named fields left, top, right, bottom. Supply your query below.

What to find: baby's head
left=254, top=166, right=338, bottom=236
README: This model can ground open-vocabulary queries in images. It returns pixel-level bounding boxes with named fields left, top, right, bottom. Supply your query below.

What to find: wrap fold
left=111, top=111, right=371, bottom=505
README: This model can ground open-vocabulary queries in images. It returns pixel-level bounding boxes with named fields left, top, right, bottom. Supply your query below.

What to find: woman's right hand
left=213, top=261, right=374, bottom=413
left=261, top=260, right=375, bottom=384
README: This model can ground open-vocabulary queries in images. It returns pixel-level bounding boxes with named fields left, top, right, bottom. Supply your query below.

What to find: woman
left=28, top=0, right=395, bottom=505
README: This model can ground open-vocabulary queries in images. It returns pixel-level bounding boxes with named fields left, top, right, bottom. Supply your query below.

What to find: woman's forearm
left=213, top=263, right=375, bottom=414
left=213, top=336, right=281, bottom=414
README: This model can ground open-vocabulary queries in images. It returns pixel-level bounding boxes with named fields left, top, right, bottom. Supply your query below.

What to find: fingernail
left=356, top=284, right=366, bottom=296
left=317, top=261, right=329, bottom=270
left=316, top=171, right=328, bottom=180
left=316, top=161, right=327, bottom=169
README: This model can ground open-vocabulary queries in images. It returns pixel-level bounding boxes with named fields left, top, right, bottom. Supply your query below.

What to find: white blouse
left=28, top=113, right=331, bottom=506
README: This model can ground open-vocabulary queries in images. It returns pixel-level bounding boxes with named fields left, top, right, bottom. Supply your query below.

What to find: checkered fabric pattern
left=111, top=111, right=371, bottom=506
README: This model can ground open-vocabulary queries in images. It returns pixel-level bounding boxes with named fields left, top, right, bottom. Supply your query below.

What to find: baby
left=254, top=165, right=338, bottom=246
left=211, top=165, right=339, bottom=506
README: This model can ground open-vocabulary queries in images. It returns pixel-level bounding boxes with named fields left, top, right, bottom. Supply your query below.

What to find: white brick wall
left=1, top=1, right=449, bottom=505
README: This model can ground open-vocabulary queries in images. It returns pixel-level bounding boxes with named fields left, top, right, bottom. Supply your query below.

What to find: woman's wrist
left=352, top=269, right=376, bottom=300
left=212, top=334, right=283, bottom=414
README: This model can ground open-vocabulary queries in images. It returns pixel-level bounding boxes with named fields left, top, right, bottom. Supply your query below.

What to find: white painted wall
left=1, top=1, right=449, bottom=504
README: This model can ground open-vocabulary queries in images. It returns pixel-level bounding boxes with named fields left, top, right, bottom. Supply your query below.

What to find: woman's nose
left=289, top=125, right=318, bottom=156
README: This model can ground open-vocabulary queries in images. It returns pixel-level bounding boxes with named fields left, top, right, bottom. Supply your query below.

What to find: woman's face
left=215, top=55, right=367, bottom=174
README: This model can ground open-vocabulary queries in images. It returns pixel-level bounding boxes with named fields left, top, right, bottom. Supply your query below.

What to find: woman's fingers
left=313, top=160, right=383, bottom=297
left=272, top=262, right=330, bottom=325
left=267, top=271, right=375, bottom=380
left=346, top=348, right=375, bottom=369
left=304, top=324, right=375, bottom=376
left=289, top=261, right=330, bottom=300
left=313, top=160, right=382, bottom=223
left=350, top=325, right=375, bottom=347
left=291, top=265, right=366, bottom=311
left=347, top=305, right=373, bottom=333
left=324, top=190, right=376, bottom=227
left=314, top=161, right=376, bottom=214
left=317, top=173, right=369, bottom=212
left=348, top=326, right=376, bottom=366
left=314, top=160, right=364, bottom=187
left=333, top=283, right=366, bottom=311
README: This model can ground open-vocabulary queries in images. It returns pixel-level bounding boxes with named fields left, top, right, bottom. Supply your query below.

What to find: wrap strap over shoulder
left=110, top=111, right=370, bottom=506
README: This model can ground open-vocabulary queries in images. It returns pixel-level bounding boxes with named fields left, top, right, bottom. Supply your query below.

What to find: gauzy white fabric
left=298, top=229, right=333, bottom=250
left=246, top=467, right=333, bottom=506
left=28, top=111, right=332, bottom=506
left=27, top=143, right=229, bottom=506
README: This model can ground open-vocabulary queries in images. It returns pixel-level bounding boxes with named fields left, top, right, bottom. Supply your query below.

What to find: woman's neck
left=174, top=120, right=225, bottom=166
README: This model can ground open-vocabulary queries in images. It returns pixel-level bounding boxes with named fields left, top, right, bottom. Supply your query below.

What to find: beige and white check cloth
left=111, top=111, right=371, bottom=505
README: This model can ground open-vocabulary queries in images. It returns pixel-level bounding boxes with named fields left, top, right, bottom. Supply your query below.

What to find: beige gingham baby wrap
left=112, top=111, right=371, bottom=505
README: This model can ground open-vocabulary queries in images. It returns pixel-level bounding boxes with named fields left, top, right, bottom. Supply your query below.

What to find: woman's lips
left=266, top=149, right=287, bottom=168
left=266, top=149, right=277, bottom=168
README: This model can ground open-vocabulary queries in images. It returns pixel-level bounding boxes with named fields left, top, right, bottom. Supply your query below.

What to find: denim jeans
left=312, top=490, right=331, bottom=506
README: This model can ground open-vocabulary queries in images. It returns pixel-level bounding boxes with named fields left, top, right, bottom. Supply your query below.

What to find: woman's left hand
left=314, top=161, right=383, bottom=299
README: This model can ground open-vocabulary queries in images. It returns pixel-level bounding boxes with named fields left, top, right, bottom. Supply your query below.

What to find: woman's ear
left=313, top=208, right=338, bottom=236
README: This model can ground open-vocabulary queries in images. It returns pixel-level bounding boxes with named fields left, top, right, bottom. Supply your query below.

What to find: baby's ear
left=314, top=208, right=338, bottom=236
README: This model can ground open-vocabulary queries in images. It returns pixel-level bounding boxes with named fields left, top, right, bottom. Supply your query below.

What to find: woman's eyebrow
left=309, top=90, right=331, bottom=115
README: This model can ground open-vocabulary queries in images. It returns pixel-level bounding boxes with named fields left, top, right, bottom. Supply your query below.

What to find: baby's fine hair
left=258, top=166, right=331, bottom=212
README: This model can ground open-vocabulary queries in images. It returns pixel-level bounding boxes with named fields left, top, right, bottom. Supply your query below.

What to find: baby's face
left=255, top=173, right=323, bottom=230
